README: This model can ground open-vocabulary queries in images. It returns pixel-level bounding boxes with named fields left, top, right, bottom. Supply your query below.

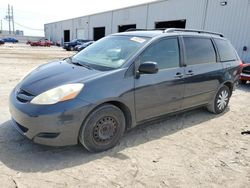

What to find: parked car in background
left=9, top=29, right=241, bottom=152
left=3, top=37, right=18, bottom=43
left=240, top=62, right=250, bottom=84
left=30, top=39, right=52, bottom=47
left=75, top=41, right=94, bottom=51
left=63, top=39, right=91, bottom=51
left=56, top=41, right=61, bottom=47
left=0, top=39, right=5, bottom=45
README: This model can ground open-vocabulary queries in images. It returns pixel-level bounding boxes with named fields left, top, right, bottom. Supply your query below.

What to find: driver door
left=134, top=37, right=185, bottom=122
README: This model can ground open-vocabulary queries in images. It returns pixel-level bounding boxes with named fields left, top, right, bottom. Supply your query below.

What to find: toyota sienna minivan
left=9, top=28, right=241, bottom=152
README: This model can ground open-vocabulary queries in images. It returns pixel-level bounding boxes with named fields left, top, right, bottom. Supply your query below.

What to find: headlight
left=30, top=83, right=84, bottom=105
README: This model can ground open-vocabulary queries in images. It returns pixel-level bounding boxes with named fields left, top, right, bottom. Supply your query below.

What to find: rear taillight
left=240, top=60, right=244, bottom=67
left=240, top=60, right=245, bottom=72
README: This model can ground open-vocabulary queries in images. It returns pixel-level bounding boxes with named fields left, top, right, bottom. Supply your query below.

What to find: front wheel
left=79, top=104, right=125, bottom=152
left=207, top=86, right=230, bottom=114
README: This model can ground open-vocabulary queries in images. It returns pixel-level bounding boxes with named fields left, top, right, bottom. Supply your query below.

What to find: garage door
left=76, top=29, right=85, bottom=39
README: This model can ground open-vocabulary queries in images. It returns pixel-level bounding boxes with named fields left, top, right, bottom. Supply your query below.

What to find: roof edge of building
left=44, top=0, right=166, bottom=26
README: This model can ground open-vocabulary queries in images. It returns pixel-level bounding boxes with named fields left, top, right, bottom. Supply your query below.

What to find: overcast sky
left=0, top=0, right=157, bottom=36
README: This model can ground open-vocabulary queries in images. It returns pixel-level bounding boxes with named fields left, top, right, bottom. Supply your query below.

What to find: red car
left=30, top=39, right=52, bottom=47
left=240, top=62, right=250, bottom=84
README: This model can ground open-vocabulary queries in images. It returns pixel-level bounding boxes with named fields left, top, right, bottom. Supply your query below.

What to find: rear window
left=183, top=37, right=216, bottom=65
left=214, top=39, right=237, bottom=62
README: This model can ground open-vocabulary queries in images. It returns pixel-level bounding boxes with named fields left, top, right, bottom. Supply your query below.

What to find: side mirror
left=138, top=61, right=159, bottom=74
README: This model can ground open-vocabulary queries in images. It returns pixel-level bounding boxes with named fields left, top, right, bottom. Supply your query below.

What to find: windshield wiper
left=71, top=60, right=94, bottom=70
left=64, top=56, right=73, bottom=62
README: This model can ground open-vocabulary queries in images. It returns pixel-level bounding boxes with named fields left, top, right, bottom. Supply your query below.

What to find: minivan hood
left=19, top=60, right=104, bottom=95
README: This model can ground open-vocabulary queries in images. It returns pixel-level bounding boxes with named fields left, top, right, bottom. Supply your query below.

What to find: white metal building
left=44, top=0, right=250, bottom=62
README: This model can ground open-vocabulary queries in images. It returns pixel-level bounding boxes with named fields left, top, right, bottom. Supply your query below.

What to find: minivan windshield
left=72, top=35, right=149, bottom=69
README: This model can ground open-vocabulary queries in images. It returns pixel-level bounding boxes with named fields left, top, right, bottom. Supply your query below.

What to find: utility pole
left=11, top=6, right=15, bottom=34
left=0, top=20, right=2, bottom=34
left=5, top=4, right=14, bottom=34
left=8, top=4, right=11, bottom=34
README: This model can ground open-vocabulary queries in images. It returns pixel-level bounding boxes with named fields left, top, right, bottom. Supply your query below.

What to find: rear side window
left=183, top=37, right=216, bottom=65
left=140, top=38, right=180, bottom=70
left=214, top=39, right=237, bottom=62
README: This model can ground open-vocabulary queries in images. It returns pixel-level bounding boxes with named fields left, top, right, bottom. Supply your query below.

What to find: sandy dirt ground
left=0, top=43, right=249, bottom=188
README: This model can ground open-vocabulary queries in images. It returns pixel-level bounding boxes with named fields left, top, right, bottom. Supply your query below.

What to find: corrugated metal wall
left=112, top=5, right=148, bottom=32
left=44, top=0, right=250, bottom=61
left=147, top=0, right=206, bottom=29
left=88, top=12, right=113, bottom=38
left=204, top=0, right=250, bottom=62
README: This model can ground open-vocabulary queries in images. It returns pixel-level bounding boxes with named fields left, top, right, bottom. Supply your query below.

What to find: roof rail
left=164, top=28, right=224, bottom=37
left=125, top=28, right=165, bottom=32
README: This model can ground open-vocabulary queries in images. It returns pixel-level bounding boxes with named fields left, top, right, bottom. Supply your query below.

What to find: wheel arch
left=83, top=100, right=133, bottom=131
left=223, top=81, right=234, bottom=97
left=106, top=101, right=133, bottom=130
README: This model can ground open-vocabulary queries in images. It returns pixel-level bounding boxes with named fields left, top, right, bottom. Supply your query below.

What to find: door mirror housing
left=138, top=61, right=159, bottom=74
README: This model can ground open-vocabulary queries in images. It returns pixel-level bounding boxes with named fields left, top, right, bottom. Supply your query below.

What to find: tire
left=79, top=104, right=126, bottom=152
left=207, top=85, right=231, bottom=114
left=70, top=46, right=74, bottom=51
left=240, top=80, right=247, bottom=84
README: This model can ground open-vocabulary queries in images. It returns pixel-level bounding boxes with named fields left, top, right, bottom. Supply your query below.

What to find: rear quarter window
left=214, top=39, right=237, bottom=62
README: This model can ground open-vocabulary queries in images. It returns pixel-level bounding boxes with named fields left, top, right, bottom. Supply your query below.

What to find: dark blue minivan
left=9, top=29, right=241, bottom=152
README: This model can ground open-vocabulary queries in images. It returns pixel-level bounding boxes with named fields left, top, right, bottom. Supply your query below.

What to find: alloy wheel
left=217, top=90, right=229, bottom=110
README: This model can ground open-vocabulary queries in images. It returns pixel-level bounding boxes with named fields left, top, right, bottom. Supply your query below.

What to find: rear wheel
left=79, top=104, right=125, bottom=152
left=207, top=85, right=230, bottom=114
left=70, top=46, right=74, bottom=51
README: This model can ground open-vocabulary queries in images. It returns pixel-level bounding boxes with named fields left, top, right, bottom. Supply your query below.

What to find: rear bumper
left=9, top=89, right=91, bottom=146
left=240, top=73, right=250, bottom=81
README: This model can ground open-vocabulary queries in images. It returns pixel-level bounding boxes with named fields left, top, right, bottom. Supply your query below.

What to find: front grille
left=16, top=89, right=34, bottom=103
left=242, top=66, right=250, bottom=75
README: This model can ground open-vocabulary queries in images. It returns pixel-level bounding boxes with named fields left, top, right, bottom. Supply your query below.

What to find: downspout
left=145, top=3, right=149, bottom=29
left=111, top=10, right=114, bottom=34
left=88, top=16, right=90, bottom=40
left=202, top=0, right=209, bottom=30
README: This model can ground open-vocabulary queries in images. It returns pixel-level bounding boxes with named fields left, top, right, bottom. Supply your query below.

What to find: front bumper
left=9, top=89, right=91, bottom=146
left=240, top=73, right=250, bottom=81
